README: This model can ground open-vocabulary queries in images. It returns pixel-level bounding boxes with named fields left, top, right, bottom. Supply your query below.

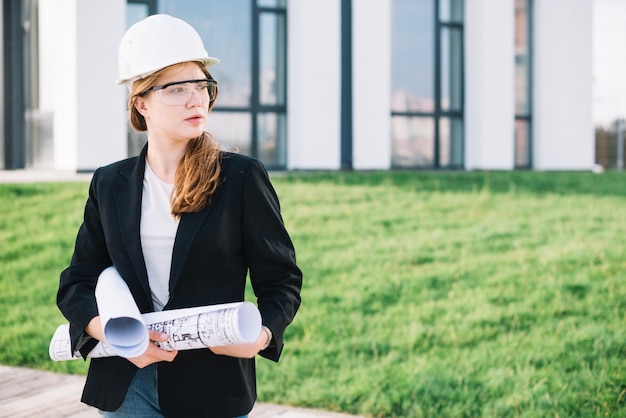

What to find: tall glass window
left=255, top=6, right=287, bottom=167
left=514, top=0, right=532, bottom=168
left=145, top=0, right=287, bottom=169
left=5, top=0, right=50, bottom=169
left=392, top=1, right=435, bottom=115
left=391, top=0, right=464, bottom=169
left=24, top=0, right=44, bottom=168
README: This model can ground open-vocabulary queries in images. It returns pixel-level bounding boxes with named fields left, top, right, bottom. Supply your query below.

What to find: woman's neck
left=146, top=139, right=188, bottom=184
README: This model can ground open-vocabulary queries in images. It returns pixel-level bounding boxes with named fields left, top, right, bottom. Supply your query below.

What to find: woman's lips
left=185, top=114, right=205, bottom=125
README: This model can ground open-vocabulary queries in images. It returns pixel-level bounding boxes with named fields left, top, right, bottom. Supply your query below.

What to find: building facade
left=1, top=0, right=593, bottom=172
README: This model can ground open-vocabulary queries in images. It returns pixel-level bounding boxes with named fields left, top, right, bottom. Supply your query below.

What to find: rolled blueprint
left=49, top=301, right=262, bottom=361
left=145, top=301, right=262, bottom=350
left=49, top=323, right=118, bottom=360
left=94, top=266, right=149, bottom=358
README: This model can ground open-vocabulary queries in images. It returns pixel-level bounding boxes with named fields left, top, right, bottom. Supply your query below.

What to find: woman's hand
left=127, top=330, right=178, bottom=368
left=209, top=327, right=270, bottom=359
left=87, top=317, right=177, bottom=368
left=85, top=316, right=105, bottom=342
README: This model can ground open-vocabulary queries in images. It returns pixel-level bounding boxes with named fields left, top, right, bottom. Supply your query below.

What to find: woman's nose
left=186, top=89, right=204, bottom=107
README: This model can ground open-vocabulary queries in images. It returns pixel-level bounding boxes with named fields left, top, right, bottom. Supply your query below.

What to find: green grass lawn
left=1, top=171, right=626, bottom=417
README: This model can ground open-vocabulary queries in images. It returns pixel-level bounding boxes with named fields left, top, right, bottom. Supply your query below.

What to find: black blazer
left=57, top=146, right=302, bottom=417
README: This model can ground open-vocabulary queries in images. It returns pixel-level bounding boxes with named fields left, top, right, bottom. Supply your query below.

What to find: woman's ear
left=134, top=96, right=149, bottom=117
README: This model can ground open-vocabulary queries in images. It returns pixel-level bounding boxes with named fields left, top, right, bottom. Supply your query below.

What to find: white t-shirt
left=140, top=161, right=179, bottom=311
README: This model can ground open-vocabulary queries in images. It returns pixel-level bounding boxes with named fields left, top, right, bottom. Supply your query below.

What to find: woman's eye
left=168, top=87, right=185, bottom=94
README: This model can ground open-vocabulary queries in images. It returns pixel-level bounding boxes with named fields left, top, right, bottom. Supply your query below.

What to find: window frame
left=391, top=0, right=465, bottom=170
left=514, top=0, right=533, bottom=169
left=211, top=0, right=288, bottom=170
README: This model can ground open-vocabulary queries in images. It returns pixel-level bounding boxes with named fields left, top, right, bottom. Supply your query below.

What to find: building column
left=287, top=0, right=342, bottom=170
left=40, top=0, right=126, bottom=172
left=464, top=0, right=515, bottom=170
left=533, top=0, right=593, bottom=170
left=352, top=0, right=392, bottom=170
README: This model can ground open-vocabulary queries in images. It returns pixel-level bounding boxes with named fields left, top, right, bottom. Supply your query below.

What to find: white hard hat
left=117, top=14, right=220, bottom=86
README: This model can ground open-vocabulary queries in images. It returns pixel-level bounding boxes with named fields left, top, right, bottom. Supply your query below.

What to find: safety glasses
left=140, top=79, right=217, bottom=106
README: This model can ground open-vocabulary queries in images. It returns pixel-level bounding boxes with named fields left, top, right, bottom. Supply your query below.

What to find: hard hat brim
left=116, top=56, right=221, bottom=86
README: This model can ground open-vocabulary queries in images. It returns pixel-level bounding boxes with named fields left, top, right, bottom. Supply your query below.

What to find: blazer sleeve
left=241, top=159, right=302, bottom=362
left=57, top=168, right=112, bottom=357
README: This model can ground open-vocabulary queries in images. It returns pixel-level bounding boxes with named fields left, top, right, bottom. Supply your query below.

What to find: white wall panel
left=287, top=0, right=341, bottom=170
left=464, top=0, right=515, bottom=170
left=533, top=0, right=594, bottom=170
left=352, top=0, right=392, bottom=169
left=41, top=0, right=126, bottom=171
left=41, top=0, right=77, bottom=170
left=76, top=0, right=127, bottom=171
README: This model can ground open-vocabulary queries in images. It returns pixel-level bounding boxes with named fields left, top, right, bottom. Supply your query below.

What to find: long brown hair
left=128, top=62, right=222, bottom=216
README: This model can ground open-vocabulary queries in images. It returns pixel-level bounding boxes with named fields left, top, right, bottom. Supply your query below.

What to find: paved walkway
left=0, top=170, right=362, bottom=418
left=0, top=365, right=361, bottom=418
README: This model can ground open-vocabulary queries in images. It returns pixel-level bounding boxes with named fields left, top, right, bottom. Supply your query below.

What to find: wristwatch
left=261, top=326, right=272, bottom=350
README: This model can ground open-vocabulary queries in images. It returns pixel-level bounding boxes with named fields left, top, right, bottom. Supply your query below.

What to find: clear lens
left=157, top=81, right=216, bottom=106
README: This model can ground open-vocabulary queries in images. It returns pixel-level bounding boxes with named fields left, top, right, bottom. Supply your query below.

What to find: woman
left=57, top=14, right=302, bottom=418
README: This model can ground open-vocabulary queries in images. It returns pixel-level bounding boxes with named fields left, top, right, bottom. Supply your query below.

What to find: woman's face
left=135, top=62, right=210, bottom=143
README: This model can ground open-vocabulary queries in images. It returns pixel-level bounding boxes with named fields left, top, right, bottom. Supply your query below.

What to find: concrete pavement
left=0, top=365, right=361, bottom=418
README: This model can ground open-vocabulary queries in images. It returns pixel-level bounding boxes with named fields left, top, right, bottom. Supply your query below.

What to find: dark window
left=514, top=0, right=532, bottom=168
left=132, top=0, right=288, bottom=169
left=4, top=0, right=43, bottom=169
left=391, top=0, right=464, bottom=169
left=391, top=116, right=435, bottom=166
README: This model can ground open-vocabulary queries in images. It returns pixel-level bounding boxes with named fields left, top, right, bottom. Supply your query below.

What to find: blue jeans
left=100, top=364, right=248, bottom=418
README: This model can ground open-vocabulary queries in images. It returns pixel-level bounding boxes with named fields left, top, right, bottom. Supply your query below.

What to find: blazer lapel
left=113, top=146, right=152, bottom=307
left=168, top=183, right=224, bottom=294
